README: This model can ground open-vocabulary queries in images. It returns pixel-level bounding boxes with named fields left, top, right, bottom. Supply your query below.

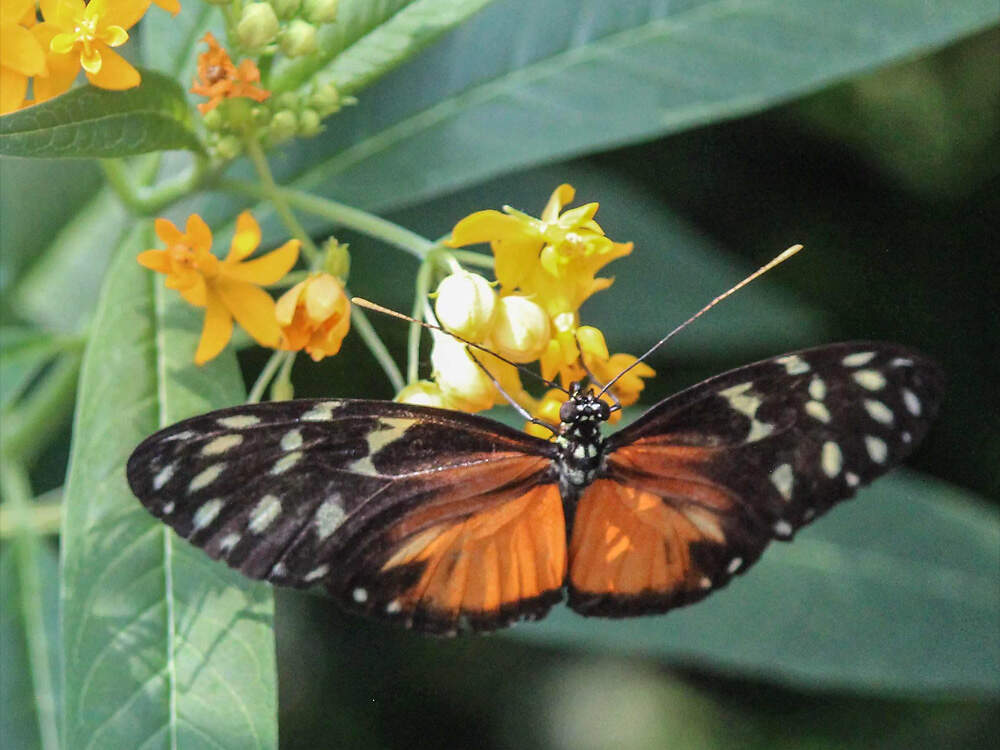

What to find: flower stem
left=100, top=156, right=211, bottom=216
left=347, top=289, right=405, bottom=392
left=217, top=178, right=436, bottom=260
left=2, top=354, right=82, bottom=465
left=247, top=350, right=290, bottom=404
left=0, top=459, right=60, bottom=750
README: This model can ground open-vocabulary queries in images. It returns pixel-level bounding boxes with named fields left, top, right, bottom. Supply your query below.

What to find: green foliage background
left=1, top=1, right=998, bottom=748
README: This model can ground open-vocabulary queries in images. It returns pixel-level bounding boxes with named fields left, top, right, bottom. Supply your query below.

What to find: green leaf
left=0, top=328, right=64, bottom=410
left=510, top=469, right=1000, bottom=695
left=0, top=534, right=61, bottom=750
left=61, top=228, right=277, bottom=749
left=0, top=70, right=202, bottom=158
left=258, top=0, right=999, bottom=215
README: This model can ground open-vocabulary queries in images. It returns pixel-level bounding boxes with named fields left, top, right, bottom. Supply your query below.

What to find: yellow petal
left=84, top=44, right=139, bottom=88
left=101, top=25, right=128, bottom=48
left=136, top=249, right=170, bottom=272
left=79, top=44, right=102, bottom=74
left=30, top=23, right=79, bottom=103
left=576, top=326, right=609, bottom=360
left=227, top=211, right=261, bottom=261
left=447, top=210, right=527, bottom=247
left=194, top=289, right=233, bottom=365
left=1, top=25, right=48, bottom=77
left=101, top=0, right=151, bottom=30
left=152, top=0, right=180, bottom=15
left=0, top=68, right=27, bottom=115
left=49, top=32, right=77, bottom=55
left=184, top=213, right=213, bottom=253
left=274, top=279, right=305, bottom=326
left=3, top=0, right=37, bottom=25
left=178, top=274, right=207, bottom=307
left=214, top=278, right=281, bottom=347
left=153, top=217, right=183, bottom=246
left=303, top=274, right=343, bottom=322
left=224, top=239, right=299, bottom=285
left=41, top=0, right=84, bottom=29
left=541, top=184, right=575, bottom=222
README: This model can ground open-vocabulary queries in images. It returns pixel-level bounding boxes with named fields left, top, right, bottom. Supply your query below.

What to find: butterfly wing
left=127, top=399, right=566, bottom=634
left=568, top=342, right=944, bottom=616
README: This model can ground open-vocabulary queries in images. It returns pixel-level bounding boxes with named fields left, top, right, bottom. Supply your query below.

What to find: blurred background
left=263, top=26, right=999, bottom=750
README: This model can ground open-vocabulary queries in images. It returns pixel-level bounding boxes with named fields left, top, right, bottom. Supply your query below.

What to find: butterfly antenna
left=351, top=297, right=570, bottom=395
left=598, top=244, right=804, bottom=398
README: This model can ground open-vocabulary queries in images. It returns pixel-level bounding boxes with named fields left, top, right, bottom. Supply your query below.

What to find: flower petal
left=1, top=25, right=48, bottom=77
left=84, top=44, right=139, bottom=89
left=194, top=289, right=233, bottom=365
left=41, top=0, right=84, bottom=28
left=541, top=184, right=575, bottom=222
left=151, top=0, right=180, bottom=15
left=224, top=239, right=299, bottom=285
left=153, top=217, right=183, bottom=247
left=136, top=249, right=170, bottom=272
left=214, top=279, right=281, bottom=347
left=447, top=210, right=528, bottom=247
left=100, top=0, right=151, bottom=30
left=274, top=280, right=305, bottom=326
left=184, top=213, right=213, bottom=253
left=0, top=68, right=27, bottom=115
left=101, top=25, right=129, bottom=48
left=3, top=0, right=37, bottom=24
left=79, top=43, right=102, bottom=74
left=227, top=211, right=261, bottom=261
left=30, top=23, right=79, bottom=103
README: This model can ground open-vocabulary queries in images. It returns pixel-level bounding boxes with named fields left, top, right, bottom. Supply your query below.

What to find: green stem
left=0, top=498, right=61, bottom=537
left=100, top=156, right=211, bottom=216
left=2, top=353, right=82, bottom=465
left=450, top=249, right=494, bottom=270
left=243, top=137, right=321, bottom=266
left=408, top=258, right=436, bottom=384
left=217, top=178, right=436, bottom=260
left=247, top=350, right=289, bottom=404
left=347, top=290, right=405, bottom=392
left=0, top=459, right=60, bottom=750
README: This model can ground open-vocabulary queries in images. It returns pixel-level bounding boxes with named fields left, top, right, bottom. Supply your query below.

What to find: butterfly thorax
left=554, top=390, right=610, bottom=493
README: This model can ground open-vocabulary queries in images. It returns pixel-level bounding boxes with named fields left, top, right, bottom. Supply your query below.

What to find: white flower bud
left=237, top=3, right=279, bottom=50
left=434, top=271, right=497, bottom=342
left=490, top=296, right=550, bottom=363
left=279, top=19, right=318, bottom=57
left=302, top=0, right=339, bottom=24
left=271, top=0, right=300, bottom=19
left=430, top=331, right=496, bottom=412
left=395, top=380, right=447, bottom=409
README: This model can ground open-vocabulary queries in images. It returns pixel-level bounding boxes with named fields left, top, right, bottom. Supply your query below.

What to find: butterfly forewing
left=568, top=342, right=944, bottom=616
left=126, top=399, right=565, bottom=633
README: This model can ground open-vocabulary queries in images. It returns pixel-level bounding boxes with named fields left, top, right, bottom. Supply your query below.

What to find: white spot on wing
left=280, top=428, right=303, bottom=451
left=163, top=430, right=195, bottom=442
left=301, top=401, right=343, bottom=422
left=304, top=564, right=329, bottom=582
left=699, top=577, right=712, bottom=589
left=769, top=463, right=794, bottom=501
left=270, top=450, right=302, bottom=475
left=348, top=417, right=417, bottom=475
left=842, top=351, right=876, bottom=367
left=386, top=600, right=402, bottom=614
left=891, top=357, right=913, bottom=368
left=201, top=433, right=243, bottom=456
left=902, top=388, right=921, bottom=416
left=864, top=435, right=888, bottom=464
left=727, top=557, right=743, bottom=574
left=353, top=587, right=368, bottom=603
left=217, top=414, right=261, bottom=429
left=219, top=533, right=241, bottom=552
left=249, top=495, right=282, bottom=533
left=808, top=376, right=827, bottom=401
left=820, top=441, right=842, bottom=478
left=776, top=354, right=810, bottom=374
left=162, top=502, right=175, bottom=514
left=191, top=499, right=223, bottom=531
left=805, top=400, right=831, bottom=423
left=902, top=431, right=912, bottom=444
left=314, top=495, right=346, bottom=540
left=863, top=399, right=894, bottom=425
left=852, top=370, right=887, bottom=391
left=153, top=463, right=175, bottom=491
left=717, top=382, right=772, bottom=443
left=189, top=463, right=225, bottom=493
left=845, top=472, right=860, bottom=487
left=773, top=520, right=793, bottom=537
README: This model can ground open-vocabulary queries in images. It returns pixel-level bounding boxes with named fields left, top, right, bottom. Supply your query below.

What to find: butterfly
left=127, top=341, right=943, bottom=635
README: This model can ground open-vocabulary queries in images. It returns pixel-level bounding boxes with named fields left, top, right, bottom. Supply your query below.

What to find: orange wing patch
left=568, top=478, right=737, bottom=617
left=379, top=484, right=566, bottom=633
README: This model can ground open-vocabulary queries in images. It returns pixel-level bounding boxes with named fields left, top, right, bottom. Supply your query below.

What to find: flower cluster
left=233, top=0, right=339, bottom=57
left=400, top=184, right=654, bottom=435
left=138, top=211, right=351, bottom=367
left=1, top=0, right=175, bottom=115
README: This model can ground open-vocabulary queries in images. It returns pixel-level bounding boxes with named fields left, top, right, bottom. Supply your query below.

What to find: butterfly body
left=127, top=342, right=943, bottom=635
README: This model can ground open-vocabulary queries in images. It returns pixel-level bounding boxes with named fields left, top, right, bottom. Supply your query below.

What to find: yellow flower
left=1, top=0, right=47, bottom=114
left=276, top=272, right=350, bottom=361
left=138, top=212, right=300, bottom=365
left=34, top=0, right=151, bottom=100
left=434, top=271, right=497, bottom=341
left=489, top=295, right=550, bottom=363
left=395, top=380, right=448, bottom=409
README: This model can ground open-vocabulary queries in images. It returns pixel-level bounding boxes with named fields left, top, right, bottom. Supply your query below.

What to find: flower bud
left=270, top=376, right=295, bottom=401
left=309, top=82, right=340, bottom=115
left=276, top=273, right=351, bottom=361
left=322, top=238, right=350, bottom=281
left=201, top=108, right=223, bottom=131
left=298, top=108, right=322, bottom=136
left=302, top=0, right=338, bottom=24
left=214, top=135, right=242, bottom=160
left=271, top=0, right=300, bottom=19
left=395, top=380, right=448, bottom=409
left=490, top=295, right=550, bottom=363
left=434, top=271, right=497, bottom=342
left=430, top=331, right=496, bottom=412
left=267, top=110, right=298, bottom=143
left=237, top=3, right=279, bottom=50
left=279, top=19, right=317, bottom=57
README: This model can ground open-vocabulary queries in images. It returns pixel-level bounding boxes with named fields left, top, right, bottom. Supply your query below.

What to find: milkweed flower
left=138, top=212, right=300, bottom=365
left=190, top=32, right=270, bottom=114
left=434, top=271, right=497, bottom=341
left=35, top=0, right=152, bottom=99
left=276, top=272, right=351, bottom=361
left=0, top=0, right=48, bottom=114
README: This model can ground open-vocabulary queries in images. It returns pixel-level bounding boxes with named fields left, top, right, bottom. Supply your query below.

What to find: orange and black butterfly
left=127, top=341, right=943, bottom=635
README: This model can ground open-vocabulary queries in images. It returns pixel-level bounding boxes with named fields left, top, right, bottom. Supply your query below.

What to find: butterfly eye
left=559, top=400, right=577, bottom=423
left=595, top=401, right=610, bottom=421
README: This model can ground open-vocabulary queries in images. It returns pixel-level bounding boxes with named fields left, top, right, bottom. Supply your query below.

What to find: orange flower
left=190, top=32, right=269, bottom=114
left=138, top=212, right=299, bottom=364
left=1, top=0, right=48, bottom=114
left=276, top=273, right=351, bottom=361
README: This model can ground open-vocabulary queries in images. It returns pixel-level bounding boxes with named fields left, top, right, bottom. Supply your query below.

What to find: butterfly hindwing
left=126, top=399, right=565, bottom=634
left=568, top=342, right=944, bottom=616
